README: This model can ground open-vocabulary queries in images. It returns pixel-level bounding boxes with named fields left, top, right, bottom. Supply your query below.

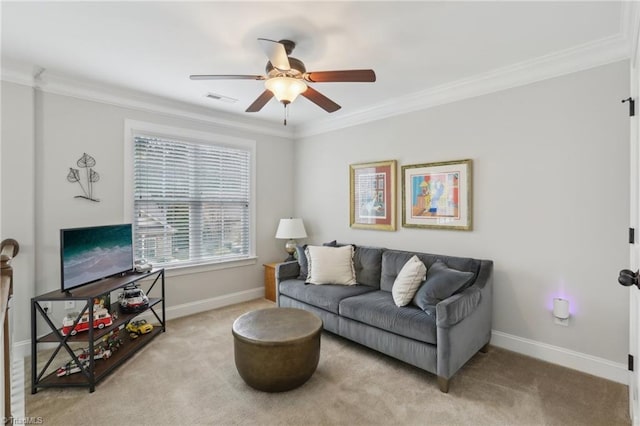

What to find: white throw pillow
left=392, top=255, right=427, bottom=307
left=305, top=245, right=357, bottom=285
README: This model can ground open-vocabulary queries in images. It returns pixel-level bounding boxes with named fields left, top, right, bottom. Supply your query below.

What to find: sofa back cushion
left=380, top=249, right=480, bottom=293
left=353, top=246, right=384, bottom=288
left=295, top=244, right=309, bottom=280
left=381, top=251, right=415, bottom=291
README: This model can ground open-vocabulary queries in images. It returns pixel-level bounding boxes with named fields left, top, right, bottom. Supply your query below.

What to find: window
left=128, top=125, right=254, bottom=269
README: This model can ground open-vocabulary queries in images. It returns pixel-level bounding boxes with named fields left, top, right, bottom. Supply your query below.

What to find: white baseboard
left=161, top=286, right=265, bottom=321
left=12, top=286, right=266, bottom=358
left=491, top=330, right=628, bottom=385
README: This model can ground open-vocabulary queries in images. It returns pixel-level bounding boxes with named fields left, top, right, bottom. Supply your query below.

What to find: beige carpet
left=26, top=299, right=629, bottom=425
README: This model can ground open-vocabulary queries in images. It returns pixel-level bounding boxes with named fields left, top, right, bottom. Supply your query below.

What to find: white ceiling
left=0, top=1, right=632, bottom=133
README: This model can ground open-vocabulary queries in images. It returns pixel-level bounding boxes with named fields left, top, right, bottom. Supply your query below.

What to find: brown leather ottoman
left=232, top=307, right=322, bottom=392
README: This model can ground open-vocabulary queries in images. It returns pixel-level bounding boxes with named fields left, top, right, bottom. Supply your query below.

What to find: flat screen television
left=60, top=224, right=134, bottom=293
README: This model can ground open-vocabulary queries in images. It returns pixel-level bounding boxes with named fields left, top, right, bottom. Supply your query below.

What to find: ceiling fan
left=190, top=38, right=376, bottom=125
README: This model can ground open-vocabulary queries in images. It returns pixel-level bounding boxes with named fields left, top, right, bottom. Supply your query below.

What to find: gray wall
left=293, top=61, right=630, bottom=364
left=1, top=81, right=295, bottom=343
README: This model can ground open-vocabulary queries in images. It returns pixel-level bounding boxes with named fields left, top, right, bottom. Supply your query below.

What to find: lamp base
left=284, top=239, right=297, bottom=262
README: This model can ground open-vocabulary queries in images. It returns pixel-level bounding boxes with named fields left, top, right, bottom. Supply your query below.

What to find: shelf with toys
left=30, top=268, right=165, bottom=393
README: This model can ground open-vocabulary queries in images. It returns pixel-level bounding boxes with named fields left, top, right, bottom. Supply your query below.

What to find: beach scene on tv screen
left=63, top=225, right=133, bottom=289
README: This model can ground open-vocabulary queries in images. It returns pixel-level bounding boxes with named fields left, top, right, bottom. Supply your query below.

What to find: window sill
left=158, top=257, right=258, bottom=278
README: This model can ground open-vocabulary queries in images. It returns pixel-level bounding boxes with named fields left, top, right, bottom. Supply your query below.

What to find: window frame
left=123, top=120, right=257, bottom=276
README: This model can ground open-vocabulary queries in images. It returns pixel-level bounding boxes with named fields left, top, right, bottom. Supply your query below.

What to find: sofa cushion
left=353, top=246, right=384, bottom=288
left=295, top=240, right=340, bottom=280
left=381, top=251, right=415, bottom=291
left=413, top=260, right=475, bottom=309
left=295, top=244, right=309, bottom=280
left=279, top=279, right=376, bottom=314
left=381, top=249, right=480, bottom=292
left=339, top=291, right=437, bottom=345
left=392, top=255, right=426, bottom=306
left=306, top=245, right=357, bottom=285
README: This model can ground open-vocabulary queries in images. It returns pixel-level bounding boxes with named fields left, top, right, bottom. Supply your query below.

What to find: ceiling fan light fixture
left=265, top=77, right=307, bottom=104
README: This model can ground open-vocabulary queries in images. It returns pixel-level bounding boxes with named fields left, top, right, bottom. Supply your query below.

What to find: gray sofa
left=275, top=244, right=493, bottom=393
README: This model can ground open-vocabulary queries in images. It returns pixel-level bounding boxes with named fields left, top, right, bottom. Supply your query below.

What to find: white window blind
left=133, top=135, right=251, bottom=268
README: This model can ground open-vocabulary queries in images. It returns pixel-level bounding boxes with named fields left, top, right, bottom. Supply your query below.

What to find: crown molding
left=626, top=0, right=640, bottom=68
left=294, top=32, right=631, bottom=138
left=1, top=62, right=294, bottom=140
left=1, top=62, right=36, bottom=87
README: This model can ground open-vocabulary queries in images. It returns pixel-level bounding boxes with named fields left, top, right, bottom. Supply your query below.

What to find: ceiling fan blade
left=301, top=86, right=341, bottom=113
left=189, top=74, right=265, bottom=80
left=245, top=90, right=274, bottom=112
left=257, top=38, right=291, bottom=71
left=303, top=69, right=376, bottom=83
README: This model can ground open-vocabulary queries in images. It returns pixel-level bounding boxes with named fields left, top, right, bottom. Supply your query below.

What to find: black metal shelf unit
left=31, top=268, right=165, bottom=393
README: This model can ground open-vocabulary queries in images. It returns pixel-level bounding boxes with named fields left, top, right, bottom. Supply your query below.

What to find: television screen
left=60, top=224, right=134, bottom=293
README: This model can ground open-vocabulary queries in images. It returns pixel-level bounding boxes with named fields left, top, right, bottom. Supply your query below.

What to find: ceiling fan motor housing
left=278, top=39, right=296, bottom=55
left=266, top=57, right=306, bottom=77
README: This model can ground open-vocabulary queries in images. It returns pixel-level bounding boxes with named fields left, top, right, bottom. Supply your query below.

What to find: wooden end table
left=263, top=262, right=279, bottom=302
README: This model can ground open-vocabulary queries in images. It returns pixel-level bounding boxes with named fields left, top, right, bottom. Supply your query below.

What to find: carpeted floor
left=26, top=299, right=630, bottom=425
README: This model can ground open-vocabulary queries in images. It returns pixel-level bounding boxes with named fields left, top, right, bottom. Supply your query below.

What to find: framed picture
left=350, top=160, right=397, bottom=231
left=401, top=159, right=472, bottom=230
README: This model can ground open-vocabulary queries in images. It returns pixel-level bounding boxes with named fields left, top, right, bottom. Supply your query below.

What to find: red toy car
left=61, top=308, right=113, bottom=336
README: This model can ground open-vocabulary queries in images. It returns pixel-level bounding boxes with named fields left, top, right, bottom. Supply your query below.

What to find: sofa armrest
left=436, top=257, right=492, bottom=327
left=436, top=260, right=493, bottom=381
left=275, top=261, right=300, bottom=282
left=436, top=287, right=481, bottom=328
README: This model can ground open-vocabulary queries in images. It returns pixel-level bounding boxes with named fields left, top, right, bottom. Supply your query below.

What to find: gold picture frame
left=401, top=159, right=472, bottom=231
left=350, top=160, right=397, bottom=231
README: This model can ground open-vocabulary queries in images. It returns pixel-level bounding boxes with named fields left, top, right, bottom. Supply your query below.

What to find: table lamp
left=275, top=218, right=307, bottom=261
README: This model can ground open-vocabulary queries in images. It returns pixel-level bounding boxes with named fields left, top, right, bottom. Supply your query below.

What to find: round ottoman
left=232, top=307, right=322, bottom=392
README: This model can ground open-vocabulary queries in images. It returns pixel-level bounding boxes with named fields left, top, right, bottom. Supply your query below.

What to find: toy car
left=126, top=319, right=153, bottom=335
left=104, top=329, right=123, bottom=351
left=60, top=307, right=113, bottom=336
left=118, top=284, right=149, bottom=313
left=77, top=346, right=111, bottom=362
left=56, top=359, right=90, bottom=377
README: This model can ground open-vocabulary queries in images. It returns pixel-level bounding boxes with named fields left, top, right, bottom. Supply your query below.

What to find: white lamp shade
left=265, top=77, right=307, bottom=103
left=275, top=218, right=307, bottom=239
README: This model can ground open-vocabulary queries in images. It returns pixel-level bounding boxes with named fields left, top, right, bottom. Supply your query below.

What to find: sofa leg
left=479, top=343, right=490, bottom=353
left=437, top=376, right=450, bottom=393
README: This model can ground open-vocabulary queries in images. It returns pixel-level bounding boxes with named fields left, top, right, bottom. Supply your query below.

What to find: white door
left=630, top=36, right=640, bottom=423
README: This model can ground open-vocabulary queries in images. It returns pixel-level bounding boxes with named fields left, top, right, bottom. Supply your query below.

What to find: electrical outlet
left=65, top=301, right=75, bottom=310
left=554, top=317, right=569, bottom=326
left=41, top=301, right=52, bottom=314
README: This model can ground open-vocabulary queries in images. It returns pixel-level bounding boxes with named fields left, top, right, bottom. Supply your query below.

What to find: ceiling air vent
left=205, top=92, right=238, bottom=104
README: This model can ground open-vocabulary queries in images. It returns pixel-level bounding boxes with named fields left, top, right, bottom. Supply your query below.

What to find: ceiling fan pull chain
left=283, top=103, right=288, bottom=126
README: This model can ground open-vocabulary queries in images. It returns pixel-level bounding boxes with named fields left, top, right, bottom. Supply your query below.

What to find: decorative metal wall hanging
left=67, top=153, right=100, bottom=202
